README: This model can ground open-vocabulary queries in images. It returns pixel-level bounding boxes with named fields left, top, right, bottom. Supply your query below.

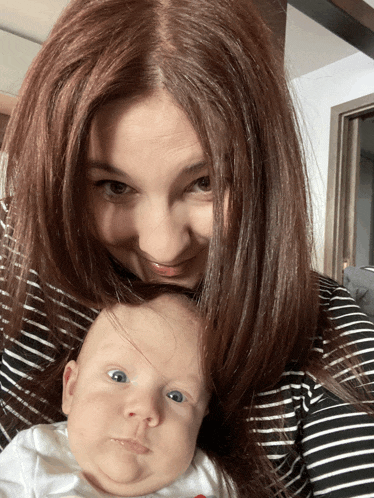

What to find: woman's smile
left=147, top=259, right=194, bottom=278
left=137, top=249, right=208, bottom=282
left=87, top=90, right=213, bottom=288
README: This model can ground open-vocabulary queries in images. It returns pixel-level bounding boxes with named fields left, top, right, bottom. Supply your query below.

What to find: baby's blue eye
left=108, top=370, right=129, bottom=383
left=167, top=390, right=186, bottom=403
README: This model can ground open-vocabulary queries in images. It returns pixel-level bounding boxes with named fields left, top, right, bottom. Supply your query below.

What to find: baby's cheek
left=68, top=392, right=113, bottom=439
left=174, top=411, right=202, bottom=447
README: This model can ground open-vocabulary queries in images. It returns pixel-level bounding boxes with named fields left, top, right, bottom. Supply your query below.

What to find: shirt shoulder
left=155, top=449, right=233, bottom=498
left=319, top=274, right=374, bottom=374
left=254, top=275, right=374, bottom=496
left=0, top=422, right=95, bottom=497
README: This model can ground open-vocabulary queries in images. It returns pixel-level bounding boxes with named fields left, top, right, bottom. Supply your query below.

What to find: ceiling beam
left=288, top=0, right=374, bottom=59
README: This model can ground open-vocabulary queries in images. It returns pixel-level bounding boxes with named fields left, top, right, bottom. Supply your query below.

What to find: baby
left=0, top=293, right=231, bottom=497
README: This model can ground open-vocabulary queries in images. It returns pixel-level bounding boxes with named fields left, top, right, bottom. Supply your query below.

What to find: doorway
left=356, top=113, right=374, bottom=267
left=324, top=93, right=374, bottom=283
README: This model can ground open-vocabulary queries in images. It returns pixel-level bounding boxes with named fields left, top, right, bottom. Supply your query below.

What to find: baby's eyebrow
left=182, top=373, right=203, bottom=385
left=178, top=375, right=209, bottom=396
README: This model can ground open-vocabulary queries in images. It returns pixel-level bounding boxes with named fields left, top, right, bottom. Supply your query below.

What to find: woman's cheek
left=189, top=203, right=214, bottom=239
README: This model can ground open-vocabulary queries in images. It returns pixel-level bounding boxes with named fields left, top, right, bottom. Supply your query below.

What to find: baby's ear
left=62, top=360, right=79, bottom=415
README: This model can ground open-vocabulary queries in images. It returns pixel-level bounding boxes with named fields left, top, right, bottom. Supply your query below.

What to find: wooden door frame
left=324, top=92, right=374, bottom=282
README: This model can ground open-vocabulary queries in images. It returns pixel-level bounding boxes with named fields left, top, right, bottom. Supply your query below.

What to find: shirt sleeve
left=0, top=198, right=10, bottom=360
left=0, top=197, right=98, bottom=451
left=302, top=283, right=374, bottom=498
left=0, top=431, right=29, bottom=497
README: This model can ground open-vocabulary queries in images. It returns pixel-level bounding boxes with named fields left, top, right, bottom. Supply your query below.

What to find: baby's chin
left=83, top=458, right=181, bottom=497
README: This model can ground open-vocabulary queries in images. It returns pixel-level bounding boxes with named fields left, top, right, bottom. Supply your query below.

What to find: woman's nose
left=137, top=204, right=191, bottom=264
left=123, top=395, right=162, bottom=427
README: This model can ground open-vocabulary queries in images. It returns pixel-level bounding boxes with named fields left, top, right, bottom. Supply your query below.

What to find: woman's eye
left=190, top=176, right=211, bottom=193
left=108, top=370, right=129, bottom=383
left=103, top=181, right=130, bottom=196
left=167, top=390, right=186, bottom=403
left=93, top=180, right=133, bottom=200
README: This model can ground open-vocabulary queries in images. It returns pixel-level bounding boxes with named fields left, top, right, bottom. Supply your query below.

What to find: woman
left=0, top=0, right=373, bottom=496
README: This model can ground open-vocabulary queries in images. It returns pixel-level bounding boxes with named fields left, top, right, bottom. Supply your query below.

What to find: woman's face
left=87, top=90, right=212, bottom=289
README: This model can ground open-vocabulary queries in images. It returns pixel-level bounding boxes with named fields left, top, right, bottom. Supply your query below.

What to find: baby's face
left=62, top=294, right=209, bottom=497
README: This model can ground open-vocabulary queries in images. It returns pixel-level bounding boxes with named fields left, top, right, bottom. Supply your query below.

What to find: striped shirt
left=0, top=201, right=373, bottom=497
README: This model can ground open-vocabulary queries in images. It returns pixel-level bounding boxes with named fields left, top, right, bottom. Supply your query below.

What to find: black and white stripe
left=253, top=276, right=374, bottom=497
left=0, top=202, right=373, bottom=497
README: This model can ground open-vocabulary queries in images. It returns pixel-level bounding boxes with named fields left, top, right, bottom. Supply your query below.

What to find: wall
left=0, top=29, right=40, bottom=97
left=289, top=51, right=374, bottom=273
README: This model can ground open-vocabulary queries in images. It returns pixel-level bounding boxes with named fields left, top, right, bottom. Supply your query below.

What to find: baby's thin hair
left=87, top=291, right=203, bottom=371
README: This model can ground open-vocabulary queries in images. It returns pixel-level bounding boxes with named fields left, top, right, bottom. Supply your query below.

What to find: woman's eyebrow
left=87, top=159, right=209, bottom=179
left=171, top=161, right=210, bottom=186
left=180, top=161, right=208, bottom=177
left=87, top=159, right=126, bottom=177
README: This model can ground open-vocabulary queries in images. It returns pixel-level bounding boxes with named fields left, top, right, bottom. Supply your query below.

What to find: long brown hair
left=1, top=0, right=371, bottom=496
left=3, top=0, right=312, bottom=361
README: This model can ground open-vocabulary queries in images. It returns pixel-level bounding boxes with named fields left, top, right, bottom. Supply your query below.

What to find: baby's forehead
left=104, top=295, right=200, bottom=336
left=80, top=295, right=202, bottom=361
left=113, top=294, right=200, bottom=321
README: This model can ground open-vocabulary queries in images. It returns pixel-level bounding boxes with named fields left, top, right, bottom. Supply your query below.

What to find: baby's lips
left=111, top=437, right=149, bottom=454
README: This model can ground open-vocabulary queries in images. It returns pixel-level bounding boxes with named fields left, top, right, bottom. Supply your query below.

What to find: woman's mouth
left=135, top=248, right=208, bottom=284
left=147, top=261, right=190, bottom=277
